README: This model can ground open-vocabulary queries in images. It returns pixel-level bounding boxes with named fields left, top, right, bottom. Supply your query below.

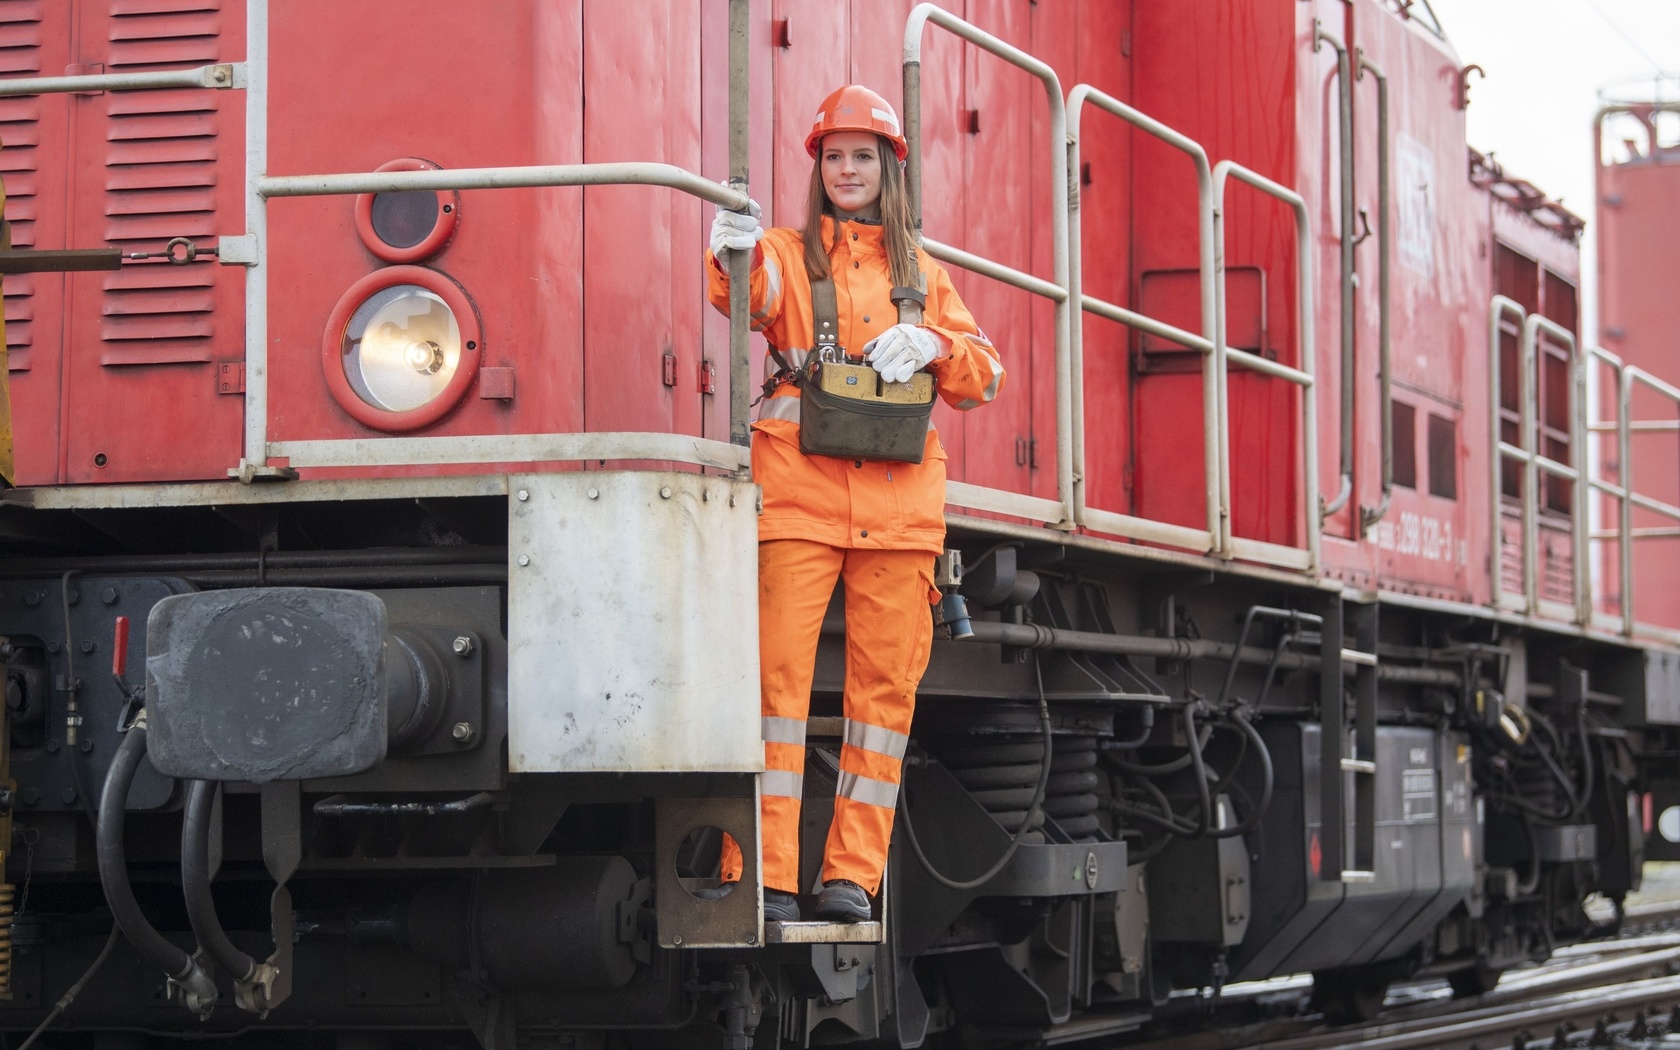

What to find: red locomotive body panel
left=1596, top=108, right=1680, bottom=633
left=5, top=0, right=248, bottom=486
left=0, top=0, right=1622, bottom=636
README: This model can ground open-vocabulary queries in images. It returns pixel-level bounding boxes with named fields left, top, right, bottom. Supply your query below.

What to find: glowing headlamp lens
left=340, top=284, right=461, bottom=413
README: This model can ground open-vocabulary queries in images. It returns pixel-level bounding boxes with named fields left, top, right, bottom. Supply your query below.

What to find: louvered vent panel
left=0, top=1, right=42, bottom=368
left=100, top=0, right=221, bottom=366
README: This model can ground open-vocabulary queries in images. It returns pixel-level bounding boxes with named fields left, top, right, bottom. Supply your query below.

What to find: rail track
left=1049, top=924, right=1680, bottom=1050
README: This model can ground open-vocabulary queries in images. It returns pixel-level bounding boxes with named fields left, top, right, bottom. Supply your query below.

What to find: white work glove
left=863, top=323, right=944, bottom=384
left=710, top=194, right=763, bottom=256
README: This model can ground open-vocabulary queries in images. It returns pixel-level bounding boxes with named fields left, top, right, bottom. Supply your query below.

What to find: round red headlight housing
left=354, top=158, right=459, bottom=264
left=322, top=266, right=481, bottom=431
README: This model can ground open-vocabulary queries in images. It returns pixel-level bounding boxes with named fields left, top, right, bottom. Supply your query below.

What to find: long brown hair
left=801, top=133, right=919, bottom=289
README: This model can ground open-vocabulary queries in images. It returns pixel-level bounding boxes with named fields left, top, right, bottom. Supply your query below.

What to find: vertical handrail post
left=1488, top=296, right=1526, bottom=610
left=1357, top=51, right=1392, bottom=533
left=1521, top=317, right=1540, bottom=613
left=1065, top=86, right=1221, bottom=551
left=1572, top=342, right=1590, bottom=624
left=903, top=5, right=1073, bottom=528
left=1520, top=313, right=1580, bottom=617
left=1314, top=21, right=1355, bottom=519
left=1212, top=161, right=1318, bottom=571
left=243, top=0, right=269, bottom=472
left=726, top=0, right=752, bottom=457
left=1619, top=364, right=1635, bottom=632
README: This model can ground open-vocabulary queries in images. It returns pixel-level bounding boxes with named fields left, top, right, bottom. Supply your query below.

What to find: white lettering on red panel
left=1397, top=132, right=1437, bottom=279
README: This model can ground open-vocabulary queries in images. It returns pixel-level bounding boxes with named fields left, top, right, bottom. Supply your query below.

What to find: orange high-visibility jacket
left=706, top=216, right=1004, bottom=553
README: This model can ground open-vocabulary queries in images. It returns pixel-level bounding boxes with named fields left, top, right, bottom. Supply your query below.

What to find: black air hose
left=1185, top=703, right=1215, bottom=839
left=1207, top=712, right=1274, bottom=839
left=900, top=656, right=1054, bottom=891
left=182, top=779, right=258, bottom=982
left=97, top=718, right=216, bottom=1012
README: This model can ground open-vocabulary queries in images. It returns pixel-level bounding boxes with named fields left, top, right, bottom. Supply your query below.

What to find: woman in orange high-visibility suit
left=705, top=85, right=1004, bottom=923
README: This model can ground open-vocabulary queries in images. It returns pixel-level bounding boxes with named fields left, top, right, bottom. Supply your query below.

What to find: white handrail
left=1066, top=84, right=1220, bottom=556
left=903, top=4, right=1073, bottom=529
left=1212, top=161, right=1320, bottom=573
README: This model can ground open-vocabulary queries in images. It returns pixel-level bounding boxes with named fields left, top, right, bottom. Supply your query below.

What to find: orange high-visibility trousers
left=722, top=538, right=935, bottom=895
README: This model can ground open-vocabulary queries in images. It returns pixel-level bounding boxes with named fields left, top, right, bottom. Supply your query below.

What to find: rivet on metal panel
left=587, top=488, right=600, bottom=500
left=673, top=935, right=683, bottom=946
left=451, top=636, right=475, bottom=657
left=517, top=489, right=529, bottom=501
left=660, top=487, right=673, bottom=500
left=517, top=555, right=530, bottom=567
left=452, top=722, right=476, bottom=744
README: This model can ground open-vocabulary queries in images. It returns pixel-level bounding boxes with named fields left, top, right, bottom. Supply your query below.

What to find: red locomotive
left=0, top=0, right=1662, bottom=1046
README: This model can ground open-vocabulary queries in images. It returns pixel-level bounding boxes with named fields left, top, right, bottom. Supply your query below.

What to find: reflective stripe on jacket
left=706, top=216, right=1003, bottom=552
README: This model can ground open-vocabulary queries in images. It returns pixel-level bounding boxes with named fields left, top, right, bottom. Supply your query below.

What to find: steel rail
left=258, top=164, right=751, bottom=206
left=0, top=64, right=240, bottom=96
left=1277, top=973, right=1680, bottom=1050
left=1066, top=84, right=1221, bottom=555
left=904, top=3, right=1074, bottom=529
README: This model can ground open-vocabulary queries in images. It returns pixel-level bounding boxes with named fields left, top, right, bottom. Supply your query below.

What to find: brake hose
left=97, top=714, right=218, bottom=1013
left=900, top=655, right=1054, bottom=891
left=182, top=779, right=260, bottom=983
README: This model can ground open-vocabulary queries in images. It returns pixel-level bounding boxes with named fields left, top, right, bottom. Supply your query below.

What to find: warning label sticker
left=1402, top=768, right=1437, bottom=822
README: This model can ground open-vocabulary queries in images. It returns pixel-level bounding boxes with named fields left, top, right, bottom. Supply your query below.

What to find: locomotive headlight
left=321, top=265, right=483, bottom=432
left=342, top=285, right=461, bottom=412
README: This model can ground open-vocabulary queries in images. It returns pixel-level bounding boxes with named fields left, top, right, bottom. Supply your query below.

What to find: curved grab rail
left=1211, top=162, right=1320, bottom=573
left=903, top=3, right=1074, bottom=529
left=1066, top=84, right=1220, bottom=555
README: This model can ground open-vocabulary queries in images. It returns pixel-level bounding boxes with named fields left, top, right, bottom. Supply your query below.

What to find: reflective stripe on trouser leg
left=822, top=547, right=936, bottom=894
left=759, top=539, right=846, bottom=894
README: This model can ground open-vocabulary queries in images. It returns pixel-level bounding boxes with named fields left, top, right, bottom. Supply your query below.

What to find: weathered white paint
left=507, top=471, right=762, bottom=772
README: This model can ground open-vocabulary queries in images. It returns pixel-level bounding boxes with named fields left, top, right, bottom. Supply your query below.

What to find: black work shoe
left=813, top=880, right=871, bottom=923
left=691, top=883, right=734, bottom=901
left=764, top=889, right=801, bottom=923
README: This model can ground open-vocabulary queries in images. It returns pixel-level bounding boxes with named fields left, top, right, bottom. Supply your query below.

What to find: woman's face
left=820, top=131, right=883, bottom=218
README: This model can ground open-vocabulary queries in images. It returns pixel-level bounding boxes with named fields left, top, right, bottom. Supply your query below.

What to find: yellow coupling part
left=0, top=882, right=14, bottom=999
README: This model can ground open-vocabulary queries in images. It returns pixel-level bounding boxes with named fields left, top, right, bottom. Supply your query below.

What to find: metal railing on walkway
left=0, top=3, right=1354, bottom=580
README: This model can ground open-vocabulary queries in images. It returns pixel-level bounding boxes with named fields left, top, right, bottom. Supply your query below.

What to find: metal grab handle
left=1065, top=84, right=1222, bottom=555
left=1521, top=314, right=1582, bottom=620
left=1314, top=21, right=1356, bottom=521
left=903, top=3, right=1074, bottom=529
left=1212, top=161, right=1320, bottom=573
left=1488, top=296, right=1524, bottom=615
left=726, top=0, right=751, bottom=454
left=1357, top=51, right=1393, bottom=533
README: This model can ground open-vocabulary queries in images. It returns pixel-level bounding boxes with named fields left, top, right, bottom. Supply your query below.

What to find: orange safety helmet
left=805, top=84, right=908, bottom=162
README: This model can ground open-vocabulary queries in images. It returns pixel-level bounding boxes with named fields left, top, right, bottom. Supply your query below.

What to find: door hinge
left=217, top=361, right=245, bottom=395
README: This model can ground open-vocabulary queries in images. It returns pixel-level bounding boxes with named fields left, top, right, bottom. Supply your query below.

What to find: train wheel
left=1446, top=963, right=1504, bottom=998
left=1310, top=967, right=1390, bottom=1024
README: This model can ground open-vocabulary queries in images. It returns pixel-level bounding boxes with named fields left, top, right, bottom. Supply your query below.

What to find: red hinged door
left=59, top=0, right=245, bottom=484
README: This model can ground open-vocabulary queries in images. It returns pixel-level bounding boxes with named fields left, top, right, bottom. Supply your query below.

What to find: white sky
left=1426, top=0, right=1680, bottom=336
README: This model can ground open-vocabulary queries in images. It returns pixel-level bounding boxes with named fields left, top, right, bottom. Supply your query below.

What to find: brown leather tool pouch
left=791, top=275, right=934, bottom=463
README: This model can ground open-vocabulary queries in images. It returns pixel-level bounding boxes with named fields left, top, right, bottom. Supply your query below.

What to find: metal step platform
left=764, top=920, right=884, bottom=944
